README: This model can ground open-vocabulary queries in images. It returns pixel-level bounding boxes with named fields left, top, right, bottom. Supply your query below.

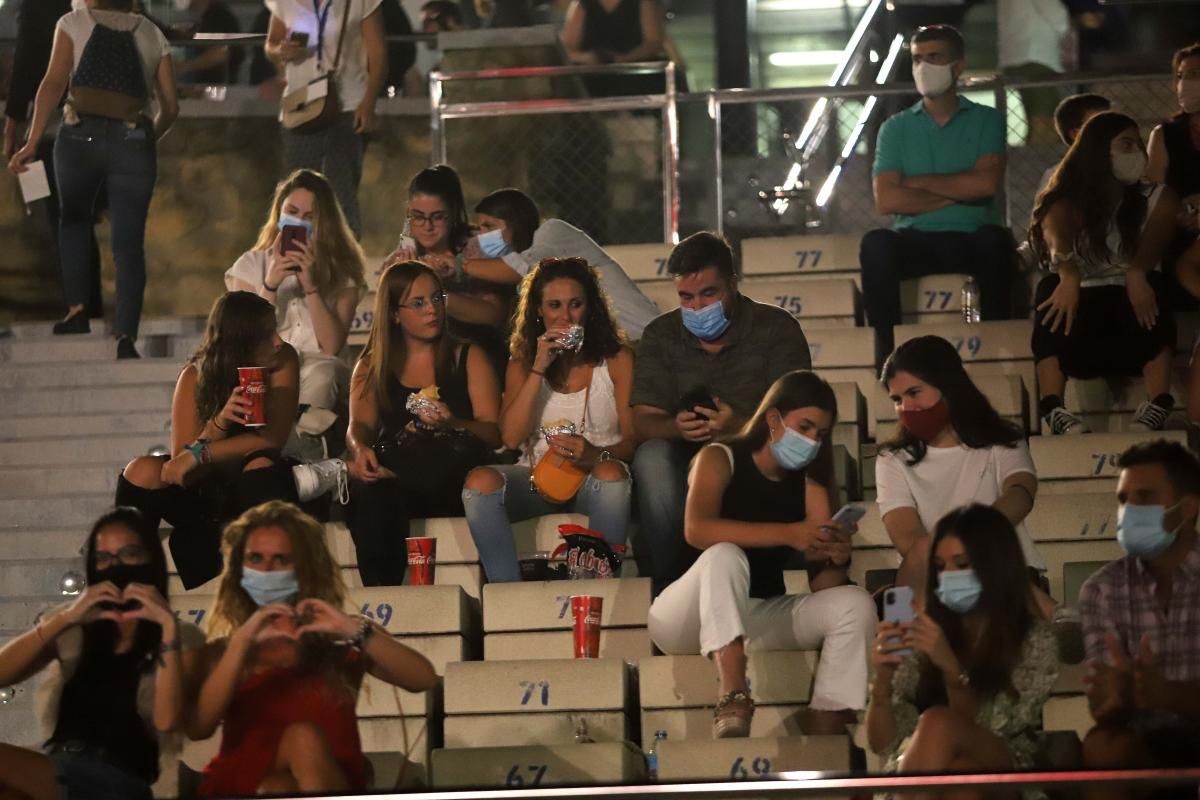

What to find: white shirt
left=997, top=0, right=1070, bottom=71
left=501, top=219, right=661, bottom=341
left=876, top=441, right=1046, bottom=571
left=529, top=360, right=622, bottom=463
left=57, top=9, right=170, bottom=117
left=265, top=0, right=383, bottom=112
left=225, top=249, right=363, bottom=357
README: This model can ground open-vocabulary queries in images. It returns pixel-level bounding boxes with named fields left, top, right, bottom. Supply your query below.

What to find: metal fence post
left=710, top=91, right=724, bottom=237
left=663, top=61, right=680, bottom=245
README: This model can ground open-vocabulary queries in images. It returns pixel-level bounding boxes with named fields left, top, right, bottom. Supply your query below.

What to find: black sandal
left=52, top=309, right=90, bottom=335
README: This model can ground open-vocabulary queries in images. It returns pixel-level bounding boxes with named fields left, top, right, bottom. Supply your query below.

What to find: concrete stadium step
left=0, top=527, right=90, bottom=560
left=431, top=742, right=645, bottom=789
left=444, top=658, right=628, bottom=717
left=482, top=578, right=651, bottom=632
left=0, top=465, right=123, bottom=498
left=0, top=559, right=83, bottom=596
left=0, top=411, right=170, bottom=442
left=0, top=688, right=37, bottom=747
left=740, top=233, right=859, bottom=276
left=640, top=651, right=819, bottom=710
left=0, top=596, right=63, bottom=635
left=0, top=316, right=205, bottom=340
left=0, top=333, right=200, bottom=364
left=0, top=494, right=115, bottom=527
left=0, top=434, right=162, bottom=467
left=656, top=736, right=851, bottom=782
left=0, top=359, right=181, bottom=390
left=444, top=710, right=631, bottom=749
left=643, top=704, right=812, bottom=741
left=0, top=384, right=175, bottom=416
left=1031, top=430, right=1188, bottom=484
left=484, top=628, right=652, bottom=662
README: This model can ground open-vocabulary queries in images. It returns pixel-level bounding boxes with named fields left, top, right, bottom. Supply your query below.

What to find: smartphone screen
left=883, top=586, right=914, bottom=657
left=280, top=224, right=308, bottom=255
left=288, top=31, right=310, bottom=46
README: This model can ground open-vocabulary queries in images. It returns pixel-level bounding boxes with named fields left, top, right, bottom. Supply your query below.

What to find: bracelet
left=350, top=615, right=376, bottom=650
left=598, top=450, right=613, bottom=462
left=530, top=369, right=545, bottom=377
left=263, top=281, right=280, bottom=292
left=185, top=441, right=210, bottom=465
left=212, top=417, right=228, bottom=432
left=304, top=288, right=320, bottom=296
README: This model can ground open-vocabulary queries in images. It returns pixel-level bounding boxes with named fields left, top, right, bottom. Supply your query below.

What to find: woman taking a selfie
left=188, top=501, right=437, bottom=796
left=0, top=507, right=200, bottom=800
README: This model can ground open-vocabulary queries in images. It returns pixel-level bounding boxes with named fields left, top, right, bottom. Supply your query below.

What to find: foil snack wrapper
left=406, top=392, right=440, bottom=418
left=558, top=324, right=585, bottom=352
left=539, top=421, right=578, bottom=444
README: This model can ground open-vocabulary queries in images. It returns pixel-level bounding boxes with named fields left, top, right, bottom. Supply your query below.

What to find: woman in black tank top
left=647, top=371, right=878, bottom=739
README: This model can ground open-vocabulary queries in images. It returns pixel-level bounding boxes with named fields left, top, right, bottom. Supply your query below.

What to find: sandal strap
left=715, top=689, right=755, bottom=712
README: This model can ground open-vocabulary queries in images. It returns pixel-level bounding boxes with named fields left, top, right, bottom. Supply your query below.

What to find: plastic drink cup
left=571, top=595, right=603, bottom=658
left=236, top=366, right=267, bottom=427
left=406, top=537, right=437, bottom=585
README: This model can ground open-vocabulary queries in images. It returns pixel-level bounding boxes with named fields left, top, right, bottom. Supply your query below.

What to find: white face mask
left=1112, top=151, right=1147, bottom=185
left=913, top=61, right=956, bottom=98
left=1179, top=79, right=1200, bottom=115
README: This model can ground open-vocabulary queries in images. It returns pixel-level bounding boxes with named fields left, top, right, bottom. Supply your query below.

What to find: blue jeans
left=462, top=464, right=631, bottom=582
left=54, top=117, right=157, bottom=339
left=632, top=438, right=701, bottom=592
left=51, top=751, right=153, bottom=800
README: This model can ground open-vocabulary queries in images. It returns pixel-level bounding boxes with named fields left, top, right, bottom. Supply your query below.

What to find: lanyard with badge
left=312, top=0, right=332, bottom=69
left=280, top=0, right=352, bottom=130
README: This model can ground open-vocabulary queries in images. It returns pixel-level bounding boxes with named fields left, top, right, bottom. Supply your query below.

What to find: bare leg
left=713, top=637, right=747, bottom=695
left=1081, top=723, right=1143, bottom=800
left=265, top=721, right=349, bottom=793
left=0, top=744, right=60, bottom=800
left=901, top=707, right=1013, bottom=800
left=1036, top=356, right=1067, bottom=404
left=804, top=708, right=857, bottom=736
left=1141, top=348, right=1171, bottom=399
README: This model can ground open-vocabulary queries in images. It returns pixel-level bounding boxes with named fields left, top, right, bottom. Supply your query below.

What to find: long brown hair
left=207, top=501, right=353, bottom=692
left=509, top=257, right=626, bottom=385
left=253, top=169, right=367, bottom=299
left=728, top=369, right=838, bottom=488
left=190, top=291, right=277, bottom=423
left=1029, top=111, right=1148, bottom=269
left=408, top=165, right=472, bottom=255
left=354, top=261, right=458, bottom=413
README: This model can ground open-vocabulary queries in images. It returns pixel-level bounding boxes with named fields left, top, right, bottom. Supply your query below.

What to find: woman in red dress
left=185, top=500, right=437, bottom=795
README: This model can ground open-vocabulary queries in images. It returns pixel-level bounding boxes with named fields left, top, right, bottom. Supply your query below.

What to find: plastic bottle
left=647, top=729, right=667, bottom=781
left=961, top=275, right=981, bottom=323
left=574, top=716, right=594, bottom=744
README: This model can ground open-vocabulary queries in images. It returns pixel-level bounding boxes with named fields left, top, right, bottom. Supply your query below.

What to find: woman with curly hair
left=116, top=291, right=317, bottom=589
left=188, top=501, right=437, bottom=796
left=462, top=256, right=636, bottom=582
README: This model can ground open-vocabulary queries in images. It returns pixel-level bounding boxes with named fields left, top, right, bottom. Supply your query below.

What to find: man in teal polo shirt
left=860, top=25, right=1015, bottom=368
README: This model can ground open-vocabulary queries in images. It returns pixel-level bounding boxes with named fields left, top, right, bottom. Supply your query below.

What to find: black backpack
left=67, top=13, right=148, bottom=123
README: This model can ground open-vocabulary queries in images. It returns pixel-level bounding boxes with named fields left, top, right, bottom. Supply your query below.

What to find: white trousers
left=647, top=542, right=876, bottom=711
left=298, top=354, right=349, bottom=411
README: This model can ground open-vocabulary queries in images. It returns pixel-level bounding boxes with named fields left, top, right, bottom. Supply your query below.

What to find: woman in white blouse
left=462, top=257, right=636, bottom=582
left=226, top=169, right=366, bottom=444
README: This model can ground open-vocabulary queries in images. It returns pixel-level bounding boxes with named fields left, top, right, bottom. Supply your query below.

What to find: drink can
left=570, top=595, right=603, bottom=658
left=236, top=366, right=267, bottom=427
left=406, top=537, right=437, bottom=585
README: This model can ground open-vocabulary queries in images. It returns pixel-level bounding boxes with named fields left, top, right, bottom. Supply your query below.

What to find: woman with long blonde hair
left=226, top=169, right=367, bottom=452
left=346, top=261, right=501, bottom=585
left=188, top=501, right=437, bottom=796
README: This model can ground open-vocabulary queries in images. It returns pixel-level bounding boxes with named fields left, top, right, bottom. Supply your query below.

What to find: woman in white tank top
left=463, top=257, right=636, bottom=582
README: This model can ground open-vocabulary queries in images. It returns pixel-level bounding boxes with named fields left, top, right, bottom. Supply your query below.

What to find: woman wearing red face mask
left=875, top=336, right=1051, bottom=616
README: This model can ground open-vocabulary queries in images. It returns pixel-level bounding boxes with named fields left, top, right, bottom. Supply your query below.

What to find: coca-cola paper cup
left=236, top=366, right=267, bottom=427
left=406, top=537, right=437, bottom=585
left=570, top=595, right=603, bottom=658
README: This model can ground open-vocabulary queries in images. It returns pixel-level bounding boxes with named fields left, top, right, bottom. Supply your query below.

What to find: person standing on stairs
left=0, top=507, right=202, bottom=800
left=647, top=371, right=876, bottom=739
left=8, top=0, right=179, bottom=360
left=116, top=291, right=347, bottom=590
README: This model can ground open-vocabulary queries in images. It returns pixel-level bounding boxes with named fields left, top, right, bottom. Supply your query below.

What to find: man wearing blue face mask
left=1079, top=440, right=1200, bottom=781
left=861, top=24, right=1015, bottom=370
left=630, top=232, right=812, bottom=592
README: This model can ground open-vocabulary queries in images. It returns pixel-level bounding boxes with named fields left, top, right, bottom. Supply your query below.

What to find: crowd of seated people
left=6, top=6, right=1200, bottom=795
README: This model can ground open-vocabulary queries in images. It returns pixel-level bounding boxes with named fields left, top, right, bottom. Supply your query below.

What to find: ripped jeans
left=462, top=464, right=631, bottom=582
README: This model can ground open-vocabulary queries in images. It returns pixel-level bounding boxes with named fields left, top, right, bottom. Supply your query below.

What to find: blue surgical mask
left=240, top=567, right=299, bottom=606
left=477, top=228, right=512, bottom=257
left=277, top=213, right=313, bottom=234
left=936, top=569, right=982, bottom=614
left=680, top=301, right=731, bottom=341
left=1117, top=502, right=1181, bottom=560
left=770, top=426, right=821, bottom=471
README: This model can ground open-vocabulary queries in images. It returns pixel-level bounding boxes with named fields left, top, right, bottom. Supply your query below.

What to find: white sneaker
left=1130, top=400, right=1172, bottom=432
left=293, top=458, right=349, bottom=504
left=1044, top=407, right=1088, bottom=435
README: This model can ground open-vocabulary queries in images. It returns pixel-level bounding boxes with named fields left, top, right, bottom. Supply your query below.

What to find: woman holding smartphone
left=867, top=504, right=1057, bottom=791
left=226, top=169, right=367, bottom=456
left=647, top=370, right=876, bottom=738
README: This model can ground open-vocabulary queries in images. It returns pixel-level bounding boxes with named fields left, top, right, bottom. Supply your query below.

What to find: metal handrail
left=430, top=61, right=673, bottom=83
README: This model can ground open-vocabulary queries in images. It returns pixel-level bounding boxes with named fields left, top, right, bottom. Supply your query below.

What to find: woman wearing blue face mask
left=189, top=500, right=437, bottom=796
left=867, top=504, right=1058, bottom=795
left=647, top=370, right=877, bottom=739
left=226, top=169, right=367, bottom=458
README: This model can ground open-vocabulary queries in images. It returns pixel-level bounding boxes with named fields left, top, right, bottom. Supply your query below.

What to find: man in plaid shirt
left=1080, top=440, right=1200, bottom=778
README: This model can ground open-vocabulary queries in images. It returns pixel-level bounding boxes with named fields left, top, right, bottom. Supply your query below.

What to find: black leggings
left=347, top=476, right=465, bottom=586
left=114, top=451, right=299, bottom=589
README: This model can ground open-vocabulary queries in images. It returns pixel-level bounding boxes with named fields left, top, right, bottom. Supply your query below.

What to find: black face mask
left=92, top=562, right=159, bottom=591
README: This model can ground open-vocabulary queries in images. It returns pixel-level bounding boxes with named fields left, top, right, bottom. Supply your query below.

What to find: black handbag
left=373, top=425, right=492, bottom=495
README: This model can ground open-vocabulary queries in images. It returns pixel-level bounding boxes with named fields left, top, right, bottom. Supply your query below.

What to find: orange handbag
left=528, top=372, right=591, bottom=504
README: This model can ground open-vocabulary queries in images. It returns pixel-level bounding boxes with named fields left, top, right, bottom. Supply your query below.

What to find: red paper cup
left=406, top=537, right=437, bottom=586
left=571, top=595, right=603, bottom=658
left=236, top=366, right=267, bottom=427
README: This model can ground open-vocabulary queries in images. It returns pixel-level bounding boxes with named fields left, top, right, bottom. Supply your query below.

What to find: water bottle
left=574, top=716, right=594, bottom=744
left=647, top=729, right=667, bottom=781
left=961, top=276, right=981, bottom=324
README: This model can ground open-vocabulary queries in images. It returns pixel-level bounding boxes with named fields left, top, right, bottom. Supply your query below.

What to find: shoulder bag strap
left=330, top=0, right=353, bottom=73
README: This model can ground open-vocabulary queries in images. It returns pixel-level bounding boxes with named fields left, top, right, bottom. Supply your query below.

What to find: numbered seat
left=738, top=277, right=859, bottom=327
left=1064, top=377, right=1188, bottom=434
left=348, top=290, right=377, bottom=346
left=899, top=273, right=970, bottom=324
left=482, top=577, right=652, bottom=662
left=1029, top=431, right=1187, bottom=496
left=806, top=326, right=884, bottom=438
left=655, top=736, right=851, bottom=782
left=639, top=651, right=818, bottom=741
left=431, top=742, right=646, bottom=789
left=442, top=658, right=632, bottom=748
left=739, top=234, right=860, bottom=277
left=605, top=243, right=674, bottom=282
left=1038, top=540, right=1124, bottom=603
left=1024, top=493, right=1116, bottom=542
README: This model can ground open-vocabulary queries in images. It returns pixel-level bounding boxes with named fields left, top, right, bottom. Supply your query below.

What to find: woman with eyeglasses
left=345, top=261, right=501, bottom=585
left=0, top=507, right=200, bottom=800
left=382, top=164, right=512, bottom=375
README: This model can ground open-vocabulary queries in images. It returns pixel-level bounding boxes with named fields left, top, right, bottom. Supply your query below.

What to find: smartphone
left=831, top=503, right=866, bottom=527
left=288, top=30, right=310, bottom=46
left=678, top=386, right=718, bottom=414
left=882, top=586, right=914, bottom=658
left=280, top=223, right=308, bottom=255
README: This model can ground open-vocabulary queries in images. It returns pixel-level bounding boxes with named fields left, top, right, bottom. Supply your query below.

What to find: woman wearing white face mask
left=1029, top=111, right=1180, bottom=435
left=647, top=370, right=877, bottom=739
left=187, top=501, right=437, bottom=796
left=867, top=504, right=1057, bottom=797
left=226, top=169, right=367, bottom=456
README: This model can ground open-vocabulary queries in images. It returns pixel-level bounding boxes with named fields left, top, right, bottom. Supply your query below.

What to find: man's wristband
left=263, top=281, right=280, bottom=292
